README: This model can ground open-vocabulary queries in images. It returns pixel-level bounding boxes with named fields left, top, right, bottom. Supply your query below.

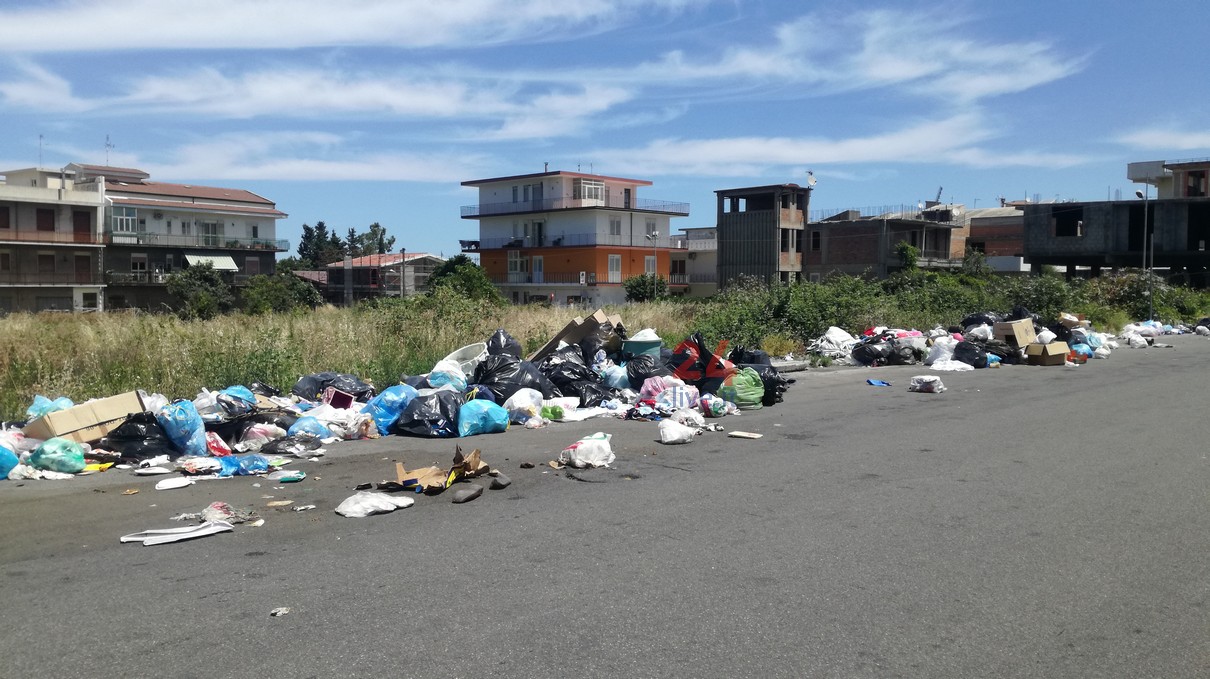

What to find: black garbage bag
left=465, top=384, right=500, bottom=403
left=291, top=372, right=375, bottom=402
left=486, top=328, right=523, bottom=358
left=204, top=415, right=258, bottom=448
left=1046, top=323, right=1073, bottom=344
left=728, top=346, right=773, bottom=366
left=393, top=390, right=463, bottom=438
left=573, top=381, right=613, bottom=408
left=399, top=374, right=429, bottom=389
left=249, top=409, right=299, bottom=432
left=884, top=339, right=921, bottom=366
left=472, top=354, right=557, bottom=402
left=626, top=354, right=672, bottom=390
left=248, top=381, right=281, bottom=397
left=579, top=334, right=605, bottom=365
left=261, top=434, right=323, bottom=457
left=102, top=411, right=177, bottom=461
left=1198, top=316, right=1210, bottom=329
left=668, top=332, right=735, bottom=386
left=539, top=346, right=599, bottom=392
left=756, top=366, right=791, bottom=407
left=952, top=341, right=989, bottom=368
left=961, top=311, right=1003, bottom=329
left=982, top=338, right=1021, bottom=365
left=851, top=340, right=893, bottom=366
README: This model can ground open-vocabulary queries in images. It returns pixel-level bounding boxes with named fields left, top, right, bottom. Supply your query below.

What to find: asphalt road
left=1, top=336, right=1208, bottom=678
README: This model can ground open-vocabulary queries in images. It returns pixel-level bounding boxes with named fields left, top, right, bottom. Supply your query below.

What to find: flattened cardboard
left=23, top=391, right=145, bottom=444
left=1026, top=341, right=1069, bottom=366
left=992, top=319, right=1037, bottom=349
left=527, top=309, right=623, bottom=363
left=395, top=462, right=451, bottom=494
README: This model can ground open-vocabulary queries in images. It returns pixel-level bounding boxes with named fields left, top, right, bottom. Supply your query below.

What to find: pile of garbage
left=0, top=310, right=796, bottom=488
left=826, top=307, right=1199, bottom=372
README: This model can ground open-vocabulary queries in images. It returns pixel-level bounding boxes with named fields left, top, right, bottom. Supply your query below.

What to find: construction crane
left=935, top=186, right=943, bottom=203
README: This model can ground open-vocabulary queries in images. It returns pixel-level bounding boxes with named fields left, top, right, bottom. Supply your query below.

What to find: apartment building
left=315, top=252, right=444, bottom=304
left=802, top=205, right=963, bottom=280
left=670, top=226, right=719, bottom=297
left=715, top=184, right=812, bottom=286
left=460, top=169, right=690, bottom=305
left=0, top=167, right=107, bottom=311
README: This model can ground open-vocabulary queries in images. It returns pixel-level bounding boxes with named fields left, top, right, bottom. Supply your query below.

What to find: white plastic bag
left=908, top=375, right=946, bottom=393
left=966, top=324, right=992, bottom=342
left=334, top=491, right=415, bottom=518
left=503, top=388, right=543, bottom=420
left=924, top=336, right=956, bottom=366
left=1035, top=329, right=1057, bottom=344
left=427, top=358, right=468, bottom=392
left=1093, top=346, right=1111, bottom=359
left=670, top=407, right=705, bottom=428
left=930, top=358, right=974, bottom=372
left=658, top=419, right=697, bottom=444
left=558, top=432, right=614, bottom=468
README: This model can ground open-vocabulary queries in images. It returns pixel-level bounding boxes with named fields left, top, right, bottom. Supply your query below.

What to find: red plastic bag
left=206, top=431, right=233, bottom=457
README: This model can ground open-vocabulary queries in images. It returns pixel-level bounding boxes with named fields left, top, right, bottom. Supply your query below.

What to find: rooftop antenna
left=105, top=134, right=114, bottom=165
left=806, top=170, right=817, bottom=187
left=544, top=162, right=548, bottom=172
left=935, top=186, right=943, bottom=203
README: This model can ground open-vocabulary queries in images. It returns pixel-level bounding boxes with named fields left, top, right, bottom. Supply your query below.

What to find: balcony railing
left=489, top=272, right=598, bottom=286
left=668, top=274, right=688, bottom=285
left=0, top=229, right=104, bottom=245
left=689, top=272, right=718, bottom=284
left=0, top=271, right=104, bottom=286
left=107, top=272, right=169, bottom=285
left=476, top=233, right=670, bottom=250
left=104, top=231, right=289, bottom=251
left=462, top=196, right=689, bottom=218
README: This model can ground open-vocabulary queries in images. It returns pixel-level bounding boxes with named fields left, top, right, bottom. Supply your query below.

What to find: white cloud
left=0, top=0, right=700, bottom=52
left=0, top=60, right=92, bottom=111
left=1115, top=126, right=1210, bottom=152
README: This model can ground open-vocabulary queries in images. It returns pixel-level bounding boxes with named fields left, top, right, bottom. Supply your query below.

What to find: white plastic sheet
left=334, top=492, right=415, bottom=518
left=558, top=432, right=615, bottom=468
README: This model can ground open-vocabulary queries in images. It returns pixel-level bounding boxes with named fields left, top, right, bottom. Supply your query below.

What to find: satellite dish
left=806, top=171, right=817, bottom=187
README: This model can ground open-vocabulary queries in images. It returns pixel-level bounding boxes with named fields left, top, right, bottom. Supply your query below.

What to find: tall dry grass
left=0, top=297, right=701, bottom=420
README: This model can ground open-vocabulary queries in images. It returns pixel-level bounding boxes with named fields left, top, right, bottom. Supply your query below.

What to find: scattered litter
left=558, top=432, right=615, bottom=468
left=292, top=504, right=317, bottom=512
left=266, top=500, right=294, bottom=507
left=908, top=375, right=947, bottom=393
left=334, top=491, right=414, bottom=518
left=727, top=431, right=763, bottom=439
left=122, top=489, right=139, bottom=495
left=120, top=520, right=234, bottom=546
left=866, top=379, right=892, bottom=387
left=269, top=607, right=291, bottom=617
left=154, top=477, right=194, bottom=491
left=266, top=469, right=306, bottom=483
left=519, top=462, right=535, bottom=469
left=658, top=419, right=697, bottom=444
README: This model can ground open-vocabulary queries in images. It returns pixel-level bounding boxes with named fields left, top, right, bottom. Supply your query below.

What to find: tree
left=427, top=257, right=504, bottom=303
left=895, top=241, right=919, bottom=271
left=624, top=273, right=668, bottom=302
left=166, top=262, right=235, bottom=320
left=241, top=273, right=323, bottom=314
left=361, top=222, right=395, bottom=255
left=275, top=256, right=306, bottom=273
left=961, top=246, right=991, bottom=277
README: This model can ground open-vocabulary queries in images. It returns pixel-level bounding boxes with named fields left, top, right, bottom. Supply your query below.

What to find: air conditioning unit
left=153, top=212, right=164, bottom=220
left=579, top=271, right=586, bottom=285
left=688, top=252, right=697, bottom=259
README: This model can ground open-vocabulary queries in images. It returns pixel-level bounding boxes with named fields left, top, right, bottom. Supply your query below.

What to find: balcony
left=689, top=272, right=718, bottom=284
left=104, top=231, right=290, bottom=251
left=0, top=229, right=104, bottom=245
left=489, top=272, right=598, bottom=286
left=474, top=233, right=669, bottom=250
left=107, top=272, right=169, bottom=285
left=0, top=271, right=104, bottom=286
left=462, top=196, right=689, bottom=218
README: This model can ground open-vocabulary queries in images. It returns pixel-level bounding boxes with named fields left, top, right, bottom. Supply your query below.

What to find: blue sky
left=2, top=0, right=1208, bottom=260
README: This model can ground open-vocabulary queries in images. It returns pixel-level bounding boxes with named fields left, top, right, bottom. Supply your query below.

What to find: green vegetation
left=623, top=273, right=669, bottom=302
left=1, top=268, right=1206, bottom=421
left=165, top=262, right=235, bottom=320
left=240, top=273, right=323, bottom=314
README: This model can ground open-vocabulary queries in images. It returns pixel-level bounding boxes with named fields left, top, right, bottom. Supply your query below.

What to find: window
left=181, top=220, right=192, bottom=236
left=512, top=186, right=518, bottom=203
left=609, top=217, right=621, bottom=236
left=608, top=254, right=622, bottom=283
left=246, top=257, right=260, bottom=276
left=574, top=178, right=604, bottom=202
left=201, top=222, right=221, bottom=246
left=670, top=259, right=686, bottom=275
left=809, top=272, right=821, bottom=283
left=81, top=293, right=98, bottom=310
left=0, top=208, right=9, bottom=229
left=37, top=208, right=55, bottom=232
left=507, top=250, right=528, bottom=283
left=0, top=252, right=10, bottom=271
left=165, top=254, right=174, bottom=272
left=811, top=231, right=821, bottom=251
left=165, top=220, right=172, bottom=234
left=646, top=219, right=657, bottom=237
left=645, top=255, right=656, bottom=274
left=131, top=253, right=147, bottom=281
left=780, top=228, right=790, bottom=252
left=1052, top=206, right=1084, bottom=238
left=251, top=224, right=260, bottom=239
left=523, top=185, right=531, bottom=202
left=37, top=253, right=55, bottom=274
left=112, top=207, right=137, bottom=233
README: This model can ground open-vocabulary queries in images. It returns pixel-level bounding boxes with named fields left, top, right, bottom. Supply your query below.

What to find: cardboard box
left=1026, top=342, right=1069, bottom=366
left=23, top=391, right=145, bottom=443
left=527, top=308, right=623, bottom=363
left=993, top=319, right=1037, bottom=348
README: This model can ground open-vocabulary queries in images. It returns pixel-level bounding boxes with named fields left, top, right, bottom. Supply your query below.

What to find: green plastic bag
left=720, top=367, right=765, bottom=410
left=30, top=437, right=87, bottom=474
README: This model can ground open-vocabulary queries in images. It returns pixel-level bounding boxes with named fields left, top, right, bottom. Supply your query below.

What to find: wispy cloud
left=0, top=59, right=92, bottom=111
left=0, top=0, right=701, bottom=52
left=1116, top=126, right=1210, bottom=152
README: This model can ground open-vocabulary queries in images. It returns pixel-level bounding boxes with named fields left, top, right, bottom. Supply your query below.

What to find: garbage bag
left=465, top=384, right=499, bottom=403
left=602, top=365, right=629, bottom=390
left=335, top=491, right=414, bottom=518
left=291, top=372, right=375, bottom=402
left=728, top=346, right=773, bottom=366
left=427, top=358, right=468, bottom=393
left=952, top=341, right=989, bottom=368
left=884, top=339, right=920, bottom=366
left=625, top=354, right=671, bottom=390
left=851, top=340, right=893, bottom=366
left=719, top=367, right=765, bottom=410
left=30, top=437, right=86, bottom=474
left=26, top=395, right=74, bottom=421
left=658, top=419, right=697, bottom=444
left=1070, top=343, right=1094, bottom=359
left=486, top=328, right=523, bottom=358
left=539, top=346, right=599, bottom=392
left=248, top=381, right=281, bottom=397
left=156, top=400, right=208, bottom=457
left=559, top=432, right=615, bottom=468
left=361, top=384, right=419, bottom=436
left=656, top=384, right=700, bottom=411
left=0, top=445, right=19, bottom=479
left=216, top=454, right=270, bottom=477
left=288, top=416, right=333, bottom=439
left=960, top=311, right=1003, bottom=329
left=457, top=399, right=510, bottom=437
left=503, top=388, right=544, bottom=423
left=1046, top=324, right=1073, bottom=344
left=217, top=386, right=256, bottom=417
left=756, top=366, right=791, bottom=407
left=668, top=332, right=736, bottom=385
left=393, top=390, right=463, bottom=438
left=101, top=411, right=177, bottom=461
left=573, top=381, right=613, bottom=409
left=260, top=435, right=323, bottom=457
left=472, top=354, right=557, bottom=402
left=982, top=338, right=1020, bottom=365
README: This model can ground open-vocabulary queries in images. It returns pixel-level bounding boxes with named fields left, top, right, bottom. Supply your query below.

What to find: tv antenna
left=105, top=134, right=115, bottom=165
left=38, top=134, right=44, bottom=167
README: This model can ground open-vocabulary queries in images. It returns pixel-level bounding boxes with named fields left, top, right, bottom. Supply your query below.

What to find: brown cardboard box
left=1026, top=342, right=1069, bottom=366
left=992, top=319, right=1037, bottom=348
left=23, top=391, right=145, bottom=443
left=527, top=308, right=623, bottom=363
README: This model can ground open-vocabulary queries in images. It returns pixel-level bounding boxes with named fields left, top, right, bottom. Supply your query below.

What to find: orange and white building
left=460, top=169, right=690, bottom=305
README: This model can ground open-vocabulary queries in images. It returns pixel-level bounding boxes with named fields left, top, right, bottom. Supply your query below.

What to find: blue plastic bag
left=218, top=385, right=257, bottom=416
left=602, top=365, right=630, bottom=390
left=26, top=395, right=74, bottom=421
left=361, top=384, right=419, bottom=436
left=156, top=400, right=208, bottom=457
left=0, top=445, right=19, bottom=479
left=1070, top=343, right=1094, bottom=358
left=457, top=399, right=509, bottom=437
left=288, top=416, right=333, bottom=439
left=217, top=454, right=270, bottom=477
left=427, top=359, right=468, bottom=393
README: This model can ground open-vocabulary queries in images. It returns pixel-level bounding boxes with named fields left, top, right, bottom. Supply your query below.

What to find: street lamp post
left=646, top=230, right=659, bottom=284
left=1136, top=189, right=1153, bottom=321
